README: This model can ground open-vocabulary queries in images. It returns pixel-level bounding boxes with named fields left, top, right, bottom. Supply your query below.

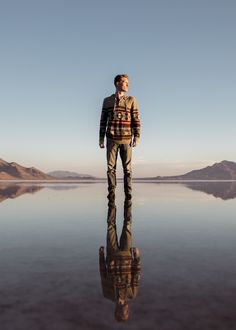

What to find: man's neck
left=117, top=297, right=125, bottom=305
left=115, top=91, right=125, bottom=99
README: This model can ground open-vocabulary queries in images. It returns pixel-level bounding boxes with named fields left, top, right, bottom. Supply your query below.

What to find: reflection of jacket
left=99, top=201, right=141, bottom=302
left=99, top=94, right=141, bottom=144
left=99, top=248, right=141, bottom=302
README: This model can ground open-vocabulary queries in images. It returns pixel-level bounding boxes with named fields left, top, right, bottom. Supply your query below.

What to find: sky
left=1, top=0, right=236, bottom=177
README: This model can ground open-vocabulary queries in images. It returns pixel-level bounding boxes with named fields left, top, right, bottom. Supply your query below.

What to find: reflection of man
left=99, top=201, right=141, bottom=322
left=99, top=74, right=141, bottom=202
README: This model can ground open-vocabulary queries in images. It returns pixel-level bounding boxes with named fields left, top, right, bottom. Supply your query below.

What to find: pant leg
left=106, top=139, right=119, bottom=198
left=119, top=222, right=132, bottom=252
left=119, top=143, right=132, bottom=198
left=106, top=203, right=119, bottom=255
left=119, top=200, right=132, bottom=251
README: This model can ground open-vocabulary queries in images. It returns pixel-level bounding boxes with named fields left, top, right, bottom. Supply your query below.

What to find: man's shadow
left=99, top=200, right=141, bottom=322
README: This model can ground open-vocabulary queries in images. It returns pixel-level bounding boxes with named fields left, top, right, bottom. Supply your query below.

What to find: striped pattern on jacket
left=99, top=250, right=141, bottom=302
left=99, top=94, right=141, bottom=144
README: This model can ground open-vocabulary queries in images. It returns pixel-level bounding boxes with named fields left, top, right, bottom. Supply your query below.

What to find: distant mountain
left=133, top=160, right=236, bottom=181
left=154, top=160, right=236, bottom=180
left=48, top=170, right=96, bottom=180
left=2, top=158, right=236, bottom=181
left=0, top=159, right=53, bottom=180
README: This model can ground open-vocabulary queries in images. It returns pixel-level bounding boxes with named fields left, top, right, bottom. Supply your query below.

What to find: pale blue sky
left=1, top=0, right=235, bottom=177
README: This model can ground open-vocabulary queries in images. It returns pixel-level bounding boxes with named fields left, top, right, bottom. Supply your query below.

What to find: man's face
left=116, top=77, right=129, bottom=93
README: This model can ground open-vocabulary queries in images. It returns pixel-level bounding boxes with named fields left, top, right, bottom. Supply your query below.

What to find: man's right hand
left=99, top=246, right=105, bottom=255
left=132, top=137, right=139, bottom=147
left=99, top=141, right=105, bottom=148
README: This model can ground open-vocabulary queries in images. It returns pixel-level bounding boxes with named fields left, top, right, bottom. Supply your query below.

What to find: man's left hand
left=132, top=137, right=139, bottom=147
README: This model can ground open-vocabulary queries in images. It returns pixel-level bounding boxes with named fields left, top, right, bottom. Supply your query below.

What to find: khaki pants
left=106, top=202, right=132, bottom=256
left=106, top=139, right=132, bottom=199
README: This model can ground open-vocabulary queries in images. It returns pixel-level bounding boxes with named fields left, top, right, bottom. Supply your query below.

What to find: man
left=99, top=201, right=141, bottom=322
left=99, top=74, right=141, bottom=201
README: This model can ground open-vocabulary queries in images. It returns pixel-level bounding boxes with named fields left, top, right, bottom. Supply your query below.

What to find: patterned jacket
left=99, top=248, right=141, bottom=302
left=99, top=94, right=141, bottom=144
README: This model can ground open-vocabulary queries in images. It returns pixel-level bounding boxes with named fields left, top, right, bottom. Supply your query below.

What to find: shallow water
left=0, top=182, right=236, bottom=330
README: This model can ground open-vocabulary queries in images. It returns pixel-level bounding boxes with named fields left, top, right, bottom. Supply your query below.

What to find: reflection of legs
left=124, top=199, right=132, bottom=223
left=120, top=221, right=132, bottom=252
left=120, top=144, right=132, bottom=199
left=106, top=203, right=119, bottom=255
left=120, top=202, right=132, bottom=251
left=107, top=139, right=119, bottom=199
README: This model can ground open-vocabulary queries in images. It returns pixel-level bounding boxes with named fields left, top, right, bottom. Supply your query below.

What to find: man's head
left=114, top=302, right=129, bottom=322
left=114, top=74, right=129, bottom=93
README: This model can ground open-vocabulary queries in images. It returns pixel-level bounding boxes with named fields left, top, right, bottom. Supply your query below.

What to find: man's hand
left=132, top=137, right=139, bottom=147
left=99, top=141, right=105, bottom=148
left=99, top=246, right=105, bottom=255
left=132, top=247, right=140, bottom=258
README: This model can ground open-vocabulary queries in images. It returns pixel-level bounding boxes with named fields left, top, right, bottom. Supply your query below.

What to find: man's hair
left=114, top=74, right=129, bottom=86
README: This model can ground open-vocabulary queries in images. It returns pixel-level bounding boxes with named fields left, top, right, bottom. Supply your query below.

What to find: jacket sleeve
left=127, top=254, right=141, bottom=299
left=131, top=97, right=141, bottom=139
left=132, top=255, right=141, bottom=284
left=99, top=247, right=107, bottom=277
left=99, top=248, right=115, bottom=301
left=99, top=99, right=108, bottom=143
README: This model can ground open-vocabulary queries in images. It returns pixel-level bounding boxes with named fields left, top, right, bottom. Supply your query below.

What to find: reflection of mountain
left=184, top=182, right=236, bottom=200
left=0, top=158, right=52, bottom=180
left=46, top=185, right=79, bottom=191
left=0, top=184, right=43, bottom=203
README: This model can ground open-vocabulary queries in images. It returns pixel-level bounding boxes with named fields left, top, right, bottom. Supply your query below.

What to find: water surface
left=0, top=182, right=236, bottom=330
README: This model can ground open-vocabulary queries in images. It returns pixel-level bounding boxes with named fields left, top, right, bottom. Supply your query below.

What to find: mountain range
left=0, top=159, right=52, bottom=180
left=47, top=170, right=95, bottom=179
left=153, top=160, right=236, bottom=180
left=0, top=159, right=95, bottom=180
left=1, top=158, right=236, bottom=180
